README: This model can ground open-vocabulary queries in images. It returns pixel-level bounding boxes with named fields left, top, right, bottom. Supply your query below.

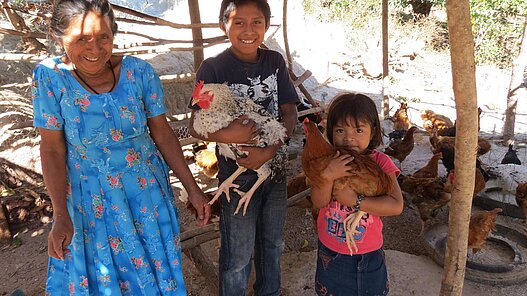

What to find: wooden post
left=1, top=0, right=46, bottom=53
left=0, top=204, right=12, bottom=244
left=188, top=0, right=205, bottom=71
left=180, top=224, right=219, bottom=290
left=440, top=0, right=479, bottom=295
left=381, top=0, right=389, bottom=119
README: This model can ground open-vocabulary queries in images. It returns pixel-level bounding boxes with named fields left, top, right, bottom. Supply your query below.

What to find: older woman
left=32, top=0, right=210, bottom=294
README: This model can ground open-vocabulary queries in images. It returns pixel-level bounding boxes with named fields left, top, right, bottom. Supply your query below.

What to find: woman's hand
left=187, top=189, right=211, bottom=226
left=321, top=150, right=354, bottom=182
left=48, top=214, right=73, bottom=260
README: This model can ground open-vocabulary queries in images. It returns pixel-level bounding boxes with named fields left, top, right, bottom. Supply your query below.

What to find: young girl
left=311, top=93, right=404, bottom=296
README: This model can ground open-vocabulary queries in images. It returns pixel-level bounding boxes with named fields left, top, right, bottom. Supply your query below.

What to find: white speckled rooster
left=191, top=81, right=287, bottom=215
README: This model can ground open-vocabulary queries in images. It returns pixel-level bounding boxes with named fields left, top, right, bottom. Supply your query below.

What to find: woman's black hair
left=219, top=0, right=271, bottom=26
left=326, top=93, right=383, bottom=149
left=50, top=0, right=118, bottom=41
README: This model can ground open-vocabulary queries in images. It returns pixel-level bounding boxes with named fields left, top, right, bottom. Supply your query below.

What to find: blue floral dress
left=32, top=55, right=186, bottom=295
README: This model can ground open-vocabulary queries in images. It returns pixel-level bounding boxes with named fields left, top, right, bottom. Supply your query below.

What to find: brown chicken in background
left=412, top=152, right=441, bottom=178
left=391, top=102, right=412, bottom=130
left=287, top=172, right=318, bottom=231
left=437, top=107, right=483, bottom=137
left=398, top=174, right=451, bottom=231
left=421, top=109, right=454, bottom=134
left=194, top=142, right=218, bottom=178
left=516, top=183, right=527, bottom=224
left=467, top=208, right=502, bottom=254
left=384, top=126, right=418, bottom=168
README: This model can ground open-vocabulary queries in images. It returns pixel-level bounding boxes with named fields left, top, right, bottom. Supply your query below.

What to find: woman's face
left=59, top=11, right=114, bottom=75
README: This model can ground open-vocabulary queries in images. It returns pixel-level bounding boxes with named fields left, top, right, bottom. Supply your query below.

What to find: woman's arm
left=39, top=128, right=73, bottom=260
left=333, top=172, right=404, bottom=217
left=148, top=115, right=210, bottom=226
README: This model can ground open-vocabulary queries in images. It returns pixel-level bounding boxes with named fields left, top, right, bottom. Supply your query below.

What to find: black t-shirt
left=190, top=47, right=299, bottom=180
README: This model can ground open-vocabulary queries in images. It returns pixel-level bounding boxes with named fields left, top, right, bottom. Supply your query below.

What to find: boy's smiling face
left=220, top=3, right=269, bottom=62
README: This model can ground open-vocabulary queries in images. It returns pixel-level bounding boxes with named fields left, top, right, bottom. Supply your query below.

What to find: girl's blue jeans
left=218, top=175, right=287, bottom=296
left=315, top=241, right=389, bottom=296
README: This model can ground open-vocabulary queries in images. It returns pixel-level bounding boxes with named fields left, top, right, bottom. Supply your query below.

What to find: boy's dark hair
left=219, top=0, right=271, bottom=26
left=326, top=93, right=383, bottom=149
left=50, top=0, right=118, bottom=41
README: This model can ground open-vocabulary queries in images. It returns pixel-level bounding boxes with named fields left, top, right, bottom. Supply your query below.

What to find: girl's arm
left=310, top=151, right=354, bottom=209
left=148, top=115, right=211, bottom=226
left=333, top=172, right=404, bottom=216
left=39, top=128, right=73, bottom=260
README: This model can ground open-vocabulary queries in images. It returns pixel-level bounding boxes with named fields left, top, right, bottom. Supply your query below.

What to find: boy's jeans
left=218, top=175, right=287, bottom=296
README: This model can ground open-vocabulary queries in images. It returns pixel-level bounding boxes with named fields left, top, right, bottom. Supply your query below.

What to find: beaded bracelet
left=352, top=194, right=366, bottom=211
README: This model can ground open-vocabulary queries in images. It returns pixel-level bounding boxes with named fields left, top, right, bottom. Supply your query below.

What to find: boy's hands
left=225, top=115, right=259, bottom=144
left=236, top=145, right=277, bottom=170
left=321, top=150, right=354, bottom=182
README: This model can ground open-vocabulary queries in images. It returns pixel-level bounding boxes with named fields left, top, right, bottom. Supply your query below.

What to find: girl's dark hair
left=50, top=0, right=118, bottom=41
left=326, top=93, right=383, bottom=149
left=219, top=0, right=271, bottom=26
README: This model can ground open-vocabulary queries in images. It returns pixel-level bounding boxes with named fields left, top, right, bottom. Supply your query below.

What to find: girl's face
left=332, top=117, right=373, bottom=154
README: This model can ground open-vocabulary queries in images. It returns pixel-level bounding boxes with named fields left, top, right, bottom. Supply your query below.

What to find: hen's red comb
left=303, top=117, right=310, bottom=124
left=192, top=80, right=204, bottom=98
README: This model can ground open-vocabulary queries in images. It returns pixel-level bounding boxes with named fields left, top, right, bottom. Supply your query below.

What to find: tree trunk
left=409, top=0, right=433, bottom=17
left=188, top=0, right=204, bottom=71
left=502, top=16, right=527, bottom=145
left=440, top=1, right=479, bottom=295
left=382, top=0, right=389, bottom=119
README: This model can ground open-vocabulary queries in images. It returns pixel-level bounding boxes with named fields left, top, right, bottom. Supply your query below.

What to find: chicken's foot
left=343, top=210, right=365, bottom=255
left=208, top=166, right=247, bottom=205
left=233, top=171, right=270, bottom=216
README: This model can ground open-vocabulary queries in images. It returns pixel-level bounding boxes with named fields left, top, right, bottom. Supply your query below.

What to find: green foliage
left=303, top=0, right=382, bottom=27
left=470, top=0, right=527, bottom=67
left=302, top=0, right=527, bottom=67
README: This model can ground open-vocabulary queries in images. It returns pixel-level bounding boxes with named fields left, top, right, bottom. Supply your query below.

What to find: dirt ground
left=2, top=1, right=527, bottom=295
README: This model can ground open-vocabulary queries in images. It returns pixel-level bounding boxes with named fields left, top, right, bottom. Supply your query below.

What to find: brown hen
left=398, top=175, right=451, bottom=230
left=302, top=119, right=392, bottom=253
left=468, top=208, right=502, bottom=253
left=302, top=120, right=391, bottom=196
left=384, top=126, right=418, bottom=168
left=421, top=110, right=454, bottom=134
left=412, top=152, right=441, bottom=178
left=516, top=183, right=527, bottom=224
left=194, top=143, right=218, bottom=178
left=287, top=172, right=318, bottom=231
left=391, top=102, right=412, bottom=130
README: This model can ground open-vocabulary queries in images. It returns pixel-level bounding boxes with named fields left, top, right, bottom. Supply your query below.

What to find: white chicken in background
left=484, top=164, right=527, bottom=205
left=191, top=81, right=287, bottom=215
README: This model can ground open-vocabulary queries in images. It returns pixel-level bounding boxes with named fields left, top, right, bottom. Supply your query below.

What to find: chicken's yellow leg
left=233, top=171, right=270, bottom=216
left=343, top=211, right=365, bottom=255
left=208, top=166, right=247, bottom=205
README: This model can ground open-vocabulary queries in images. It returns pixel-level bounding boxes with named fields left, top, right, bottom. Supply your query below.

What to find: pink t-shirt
left=317, top=150, right=400, bottom=255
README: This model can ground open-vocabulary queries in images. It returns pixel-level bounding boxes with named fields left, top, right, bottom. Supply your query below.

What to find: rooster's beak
left=191, top=97, right=200, bottom=106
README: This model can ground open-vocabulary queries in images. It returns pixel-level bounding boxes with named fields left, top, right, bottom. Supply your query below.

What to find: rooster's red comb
left=303, top=117, right=310, bottom=124
left=192, top=80, right=205, bottom=98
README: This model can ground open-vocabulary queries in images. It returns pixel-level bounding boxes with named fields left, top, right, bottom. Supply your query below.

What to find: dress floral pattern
left=32, top=55, right=186, bottom=295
